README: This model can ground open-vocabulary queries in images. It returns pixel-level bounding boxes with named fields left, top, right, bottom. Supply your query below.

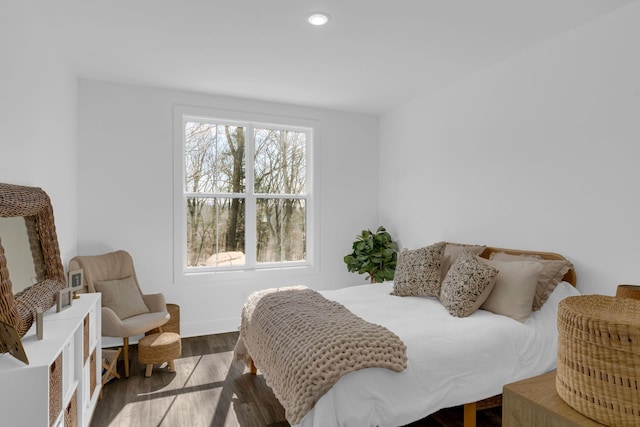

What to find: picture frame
left=68, top=268, right=83, bottom=299
left=56, top=288, right=73, bottom=312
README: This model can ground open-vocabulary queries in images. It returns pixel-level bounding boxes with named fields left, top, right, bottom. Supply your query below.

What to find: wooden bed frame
left=461, top=246, right=576, bottom=427
left=247, top=244, right=577, bottom=427
left=478, top=246, right=576, bottom=286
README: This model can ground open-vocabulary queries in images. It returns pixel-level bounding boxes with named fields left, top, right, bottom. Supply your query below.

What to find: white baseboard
left=100, top=316, right=240, bottom=348
left=181, top=317, right=240, bottom=338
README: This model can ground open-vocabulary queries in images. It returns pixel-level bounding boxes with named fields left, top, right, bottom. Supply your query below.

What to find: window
left=173, top=106, right=316, bottom=281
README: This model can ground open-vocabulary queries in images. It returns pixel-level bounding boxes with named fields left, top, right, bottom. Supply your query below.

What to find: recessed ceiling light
left=307, top=12, right=330, bottom=26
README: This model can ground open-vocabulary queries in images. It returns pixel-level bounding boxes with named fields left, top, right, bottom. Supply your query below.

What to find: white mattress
left=293, top=281, right=581, bottom=427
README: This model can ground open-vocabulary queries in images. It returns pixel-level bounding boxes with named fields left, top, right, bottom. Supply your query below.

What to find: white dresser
left=0, top=293, right=102, bottom=427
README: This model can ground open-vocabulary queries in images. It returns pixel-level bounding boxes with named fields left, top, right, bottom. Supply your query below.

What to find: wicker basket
left=557, top=295, right=640, bottom=426
left=49, top=353, right=62, bottom=427
left=146, top=303, right=180, bottom=335
left=64, top=388, right=77, bottom=427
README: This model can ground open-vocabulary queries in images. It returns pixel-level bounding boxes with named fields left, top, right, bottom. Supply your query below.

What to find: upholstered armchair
left=68, top=250, right=169, bottom=377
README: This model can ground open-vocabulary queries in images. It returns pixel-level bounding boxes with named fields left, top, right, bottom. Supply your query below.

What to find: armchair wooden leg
left=123, top=337, right=130, bottom=378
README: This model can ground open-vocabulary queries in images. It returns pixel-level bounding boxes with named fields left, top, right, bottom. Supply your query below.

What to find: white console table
left=0, top=293, right=102, bottom=427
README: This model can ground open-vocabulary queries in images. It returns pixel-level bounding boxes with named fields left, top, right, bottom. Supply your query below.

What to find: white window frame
left=173, top=105, right=319, bottom=284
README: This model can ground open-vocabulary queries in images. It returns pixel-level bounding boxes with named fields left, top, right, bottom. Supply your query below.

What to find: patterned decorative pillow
left=489, top=252, right=573, bottom=311
left=479, top=258, right=543, bottom=322
left=439, top=249, right=498, bottom=318
left=391, top=241, right=446, bottom=297
left=440, top=243, right=486, bottom=282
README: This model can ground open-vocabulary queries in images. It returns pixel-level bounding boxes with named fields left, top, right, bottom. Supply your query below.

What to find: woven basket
left=64, top=388, right=77, bottom=427
left=557, top=295, right=640, bottom=426
left=146, top=303, right=180, bottom=335
left=49, top=353, right=62, bottom=427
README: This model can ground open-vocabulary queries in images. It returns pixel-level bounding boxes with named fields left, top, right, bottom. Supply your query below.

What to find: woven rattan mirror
left=0, top=183, right=65, bottom=339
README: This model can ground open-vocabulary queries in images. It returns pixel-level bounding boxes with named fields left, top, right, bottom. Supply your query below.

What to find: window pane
left=254, top=128, right=306, bottom=195
left=256, top=198, right=306, bottom=263
left=184, top=122, right=246, bottom=194
left=186, top=197, right=245, bottom=267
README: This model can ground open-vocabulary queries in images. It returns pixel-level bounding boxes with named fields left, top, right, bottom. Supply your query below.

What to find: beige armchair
left=68, top=250, right=169, bottom=377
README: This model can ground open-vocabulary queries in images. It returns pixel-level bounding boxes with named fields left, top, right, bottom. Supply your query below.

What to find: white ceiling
left=40, top=0, right=635, bottom=115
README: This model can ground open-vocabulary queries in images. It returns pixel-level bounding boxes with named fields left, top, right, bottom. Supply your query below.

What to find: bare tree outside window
left=254, top=128, right=306, bottom=263
left=185, top=122, right=246, bottom=267
left=183, top=120, right=308, bottom=269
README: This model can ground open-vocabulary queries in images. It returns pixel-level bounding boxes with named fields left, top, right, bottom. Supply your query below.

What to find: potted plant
left=344, top=226, right=398, bottom=283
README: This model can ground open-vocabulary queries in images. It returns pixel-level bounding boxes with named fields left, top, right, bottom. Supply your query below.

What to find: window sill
left=174, top=263, right=318, bottom=285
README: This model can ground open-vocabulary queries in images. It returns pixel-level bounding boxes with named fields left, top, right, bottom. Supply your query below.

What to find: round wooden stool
left=138, top=332, right=181, bottom=377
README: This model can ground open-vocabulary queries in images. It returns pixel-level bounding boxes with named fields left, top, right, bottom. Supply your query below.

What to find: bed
left=235, top=244, right=579, bottom=427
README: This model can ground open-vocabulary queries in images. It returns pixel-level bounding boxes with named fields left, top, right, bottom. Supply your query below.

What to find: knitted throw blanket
left=235, top=286, right=407, bottom=425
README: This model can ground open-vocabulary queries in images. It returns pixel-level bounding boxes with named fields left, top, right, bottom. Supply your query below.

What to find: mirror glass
left=0, top=217, right=38, bottom=295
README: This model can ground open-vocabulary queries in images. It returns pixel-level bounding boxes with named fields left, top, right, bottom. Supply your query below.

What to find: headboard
left=478, top=246, right=576, bottom=286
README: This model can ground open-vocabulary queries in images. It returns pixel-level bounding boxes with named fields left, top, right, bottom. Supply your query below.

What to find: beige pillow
left=441, top=243, right=486, bottom=283
left=479, top=258, right=543, bottom=322
left=489, top=252, right=573, bottom=311
left=94, top=276, right=149, bottom=320
left=439, top=250, right=498, bottom=318
left=392, top=241, right=446, bottom=297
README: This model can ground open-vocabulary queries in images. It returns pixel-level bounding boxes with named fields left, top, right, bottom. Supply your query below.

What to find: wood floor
left=92, top=332, right=502, bottom=427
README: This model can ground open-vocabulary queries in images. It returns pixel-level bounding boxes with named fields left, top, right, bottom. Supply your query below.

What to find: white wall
left=0, top=2, right=78, bottom=262
left=379, top=1, right=640, bottom=297
left=77, top=80, right=379, bottom=336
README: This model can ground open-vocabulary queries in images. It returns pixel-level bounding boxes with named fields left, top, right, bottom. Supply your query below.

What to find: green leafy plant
left=344, top=226, right=398, bottom=283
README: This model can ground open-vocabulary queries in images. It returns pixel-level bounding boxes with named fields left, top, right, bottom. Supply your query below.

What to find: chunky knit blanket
left=235, top=285, right=407, bottom=425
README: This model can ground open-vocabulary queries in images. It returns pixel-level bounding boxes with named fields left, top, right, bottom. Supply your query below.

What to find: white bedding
left=293, top=281, right=581, bottom=427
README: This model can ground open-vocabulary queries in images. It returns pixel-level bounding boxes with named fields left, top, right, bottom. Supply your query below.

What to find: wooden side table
left=616, top=284, right=640, bottom=300
left=503, top=371, right=604, bottom=427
